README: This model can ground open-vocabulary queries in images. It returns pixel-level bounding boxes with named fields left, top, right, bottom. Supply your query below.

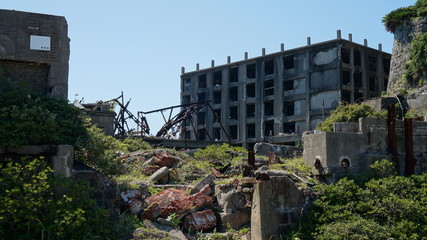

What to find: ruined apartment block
left=180, top=30, right=391, bottom=148
left=0, top=9, right=69, bottom=100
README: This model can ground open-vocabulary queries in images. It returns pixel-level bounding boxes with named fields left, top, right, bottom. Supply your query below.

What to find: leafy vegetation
left=405, top=32, right=427, bottom=86
left=315, top=103, right=385, bottom=132
left=0, top=158, right=116, bottom=239
left=0, top=84, right=86, bottom=147
left=292, top=160, right=427, bottom=240
left=382, top=6, right=416, bottom=33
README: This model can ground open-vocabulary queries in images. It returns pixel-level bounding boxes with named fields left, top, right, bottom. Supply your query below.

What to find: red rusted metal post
left=404, top=118, right=416, bottom=175
left=248, top=150, right=255, bottom=168
left=387, top=104, right=399, bottom=174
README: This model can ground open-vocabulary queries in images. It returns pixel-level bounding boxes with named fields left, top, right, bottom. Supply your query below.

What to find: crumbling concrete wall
left=303, top=117, right=427, bottom=181
left=0, top=9, right=69, bottom=99
left=251, top=176, right=305, bottom=240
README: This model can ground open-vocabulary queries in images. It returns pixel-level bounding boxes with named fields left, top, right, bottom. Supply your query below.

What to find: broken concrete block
left=198, top=184, right=212, bottom=196
left=141, top=165, right=160, bottom=176
left=120, top=189, right=141, bottom=203
left=128, top=198, right=144, bottom=215
left=183, top=209, right=216, bottom=231
left=153, top=151, right=181, bottom=168
left=147, top=166, right=169, bottom=184
left=162, top=192, right=213, bottom=219
left=144, top=188, right=188, bottom=209
left=220, top=209, right=251, bottom=229
left=140, top=202, right=162, bottom=220
left=190, top=174, right=215, bottom=195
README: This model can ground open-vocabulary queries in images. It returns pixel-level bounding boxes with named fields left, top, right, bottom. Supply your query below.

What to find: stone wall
left=388, top=16, right=427, bottom=92
left=0, top=9, right=69, bottom=99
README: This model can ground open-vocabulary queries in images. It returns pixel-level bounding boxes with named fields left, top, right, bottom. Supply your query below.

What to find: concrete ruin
left=0, top=9, right=69, bottom=100
left=180, top=30, right=391, bottom=148
left=303, top=117, right=427, bottom=182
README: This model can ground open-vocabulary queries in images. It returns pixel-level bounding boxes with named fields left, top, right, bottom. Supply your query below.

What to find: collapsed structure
left=0, top=9, right=69, bottom=100
left=180, top=30, right=391, bottom=148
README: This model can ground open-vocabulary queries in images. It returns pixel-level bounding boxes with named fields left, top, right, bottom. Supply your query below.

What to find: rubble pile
left=114, top=146, right=313, bottom=239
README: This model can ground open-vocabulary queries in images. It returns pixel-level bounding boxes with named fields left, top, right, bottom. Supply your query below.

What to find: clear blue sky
left=3, top=0, right=414, bottom=133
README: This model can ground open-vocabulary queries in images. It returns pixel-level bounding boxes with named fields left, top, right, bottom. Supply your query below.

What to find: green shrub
left=0, top=86, right=86, bottom=147
left=316, top=103, right=385, bottom=132
left=0, top=158, right=113, bottom=239
left=297, top=160, right=427, bottom=239
left=382, top=6, right=416, bottom=33
left=404, top=32, right=427, bottom=86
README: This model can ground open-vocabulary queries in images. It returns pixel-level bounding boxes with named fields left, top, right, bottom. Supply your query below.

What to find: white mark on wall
left=314, top=47, right=337, bottom=65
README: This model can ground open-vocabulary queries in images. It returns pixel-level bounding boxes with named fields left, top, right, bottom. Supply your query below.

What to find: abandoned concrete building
left=0, top=9, right=69, bottom=100
left=180, top=30, right=391, bottom=149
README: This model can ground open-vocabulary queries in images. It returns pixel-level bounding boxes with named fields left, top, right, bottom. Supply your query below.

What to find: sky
left=2, top=0, right=415, bottom=134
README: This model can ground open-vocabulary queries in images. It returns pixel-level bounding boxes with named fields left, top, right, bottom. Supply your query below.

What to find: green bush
left=0, top=158, right=113, bottom=239
left=316, top=103, right=385, bottom=132
left=193, top=143, right=247, bottom=167
left=405, top=32, right=427, bottom=86
left=0, top=86, right=86, bottom=147
left=297, top=160, right=427, bottom=239
left=382, top=6, right=416, bottom=33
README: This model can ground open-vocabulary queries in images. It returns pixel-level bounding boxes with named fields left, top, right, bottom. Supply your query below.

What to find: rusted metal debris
left=248, top=151, right=255, bottom=167
left=404, top=118, right=416, bottom=175
left=152, top=151, right=181, bottom=168
left=268, top=152, right=281, bottom=165
left=183, top=209, right=217, bottom=231
left=387, top=104, right=399, bottom=173
left=162, top=192, right=214, bottom=219
left=144, top=188, right=188, bottom=209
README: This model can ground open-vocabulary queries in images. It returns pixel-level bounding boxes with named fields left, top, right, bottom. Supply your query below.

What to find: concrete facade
left=180, top=31, right=391, bottom=148
left=303, top=117, right=427, bottom=183
left=0, top=9, right=69, bottom=100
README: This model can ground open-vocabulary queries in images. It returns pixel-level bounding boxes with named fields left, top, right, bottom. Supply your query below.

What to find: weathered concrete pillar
left=281, top=43, right=284, bottom=52
left=211, top=60, right=215, bottom=67
left=181, top=67, right=185, bottom=74
left=196, top=63, right=200, bottom=71
left=244, top=52, right=248, bottom=60
left=307, top=37, right=311, bottom=46
left=337, top=29, right=341, bottom=39
left=52, top=145, right=74, bottom=177
left=227, top=56, right=231, bottom=64
left=378, top=43, right=382, bottom=52
left=251, top=176, right=305, bottom=240
left=348, top=33, right=353, bottom=42
left=364, top=39, right=368, bottom=47
left=262, top=48, right=266, bottom=56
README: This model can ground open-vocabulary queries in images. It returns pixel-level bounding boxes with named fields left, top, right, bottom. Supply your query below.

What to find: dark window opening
left=342, top=69, right=351, bottom=85
left=229, top=125, right=238, bottom=140
left=229, top=67, right=238, bottom=82
left=284, top=102, right=295, bottom=116
left=264, top=59, right=274, bottom=75
left=341, top=47, right=350, bottom=64
left=368, top=55, right=377, bottom=72
left=384, top=77, right=389, bottom=91
left=229, top=106, right=238, bottom=120
left=198, top=129, right=206, bottom=141
left=342, top=90, right=351, bottom=103
left=213, top=109, right=221, bottom=122
left=354, top=50, right=361, bottom=67
left=213, top=71, right=222, bottom=86
left=213, top=91, right=221, bottom=104
left=246, top=104, right=255, bottom=118
left=369, top=76, right=377, bottom=92
left=213, top=128, right=221, bottom=141
left=198, top=74, right=206, bottom=88
left=182, top=95, right=190, bottom=104
left=264, top=79, right=274, bottom=96
left=354, top=71, right=362, bottom=88
left=246, top=83, right=256, bottom=98
left=247, top=123, right=256, bottom=138
left=264, top=101, right=274, bottom=116
left=284, top=55, right=295, bottom=69
left=264, top=120, right=274, bottom=137
left=198, top=92, right=206, bottom=102
left=383, top=58, right=391, bottom=73
left=284, top=80, right=294, bottom=91
left=246, top=64, right=256, bottom=78
left=341, top=158, right=350, bottom=168
left=198, top=112, right=206, bottom=125
left=354, top=90, right=364, bottom=103
left=183, top=78, right=191, bottom=91
left=284, top=122, right=296, bottom=134
left=229, top=86, right=238, bottom=102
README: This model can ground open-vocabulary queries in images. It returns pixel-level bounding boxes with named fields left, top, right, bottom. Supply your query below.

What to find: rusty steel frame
left=387, top=104, right=399, bottom=174
left=404, top=118, right=416, bottom=175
